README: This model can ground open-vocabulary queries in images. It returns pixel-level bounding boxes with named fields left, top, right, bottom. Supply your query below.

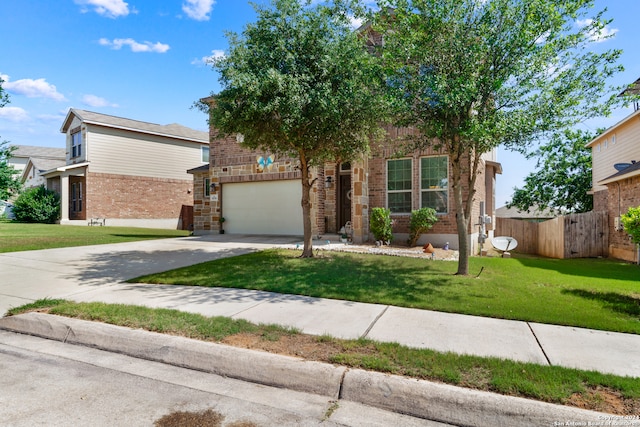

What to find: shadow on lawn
left=562, top=289, right=640, bottom=318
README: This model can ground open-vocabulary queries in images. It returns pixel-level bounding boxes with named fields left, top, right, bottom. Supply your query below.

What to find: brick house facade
left=587, top=87, right=640, bottom=262
left=190, top=119, right=502, bottom=252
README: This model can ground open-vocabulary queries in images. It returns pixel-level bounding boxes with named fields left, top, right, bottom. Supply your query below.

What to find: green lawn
left=132, top=249, right=640, bottom=334
left=0, top=222, right=189, bottom=253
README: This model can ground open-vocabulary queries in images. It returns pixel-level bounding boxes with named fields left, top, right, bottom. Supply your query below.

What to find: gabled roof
left=187, top=163, right=210, bottom=174
left=599, top=161, right=640, bottom=185
left=20, top=157, right=67, bottom=183
left=60, top=109, right=209, bottom=144
left=10, top=145, right=65, bottom=160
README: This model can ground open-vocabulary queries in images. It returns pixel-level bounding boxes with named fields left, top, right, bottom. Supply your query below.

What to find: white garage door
left=223, top=180, right=303, bottom=235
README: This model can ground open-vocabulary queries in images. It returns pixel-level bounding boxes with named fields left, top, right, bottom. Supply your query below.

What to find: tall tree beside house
left=508, top=130, right=595, bottom=214
left=375, top=0, right=622, bottom=275
left=203, top=0, right=387, bottom=257
left=0, top=77, right=21, bottom=201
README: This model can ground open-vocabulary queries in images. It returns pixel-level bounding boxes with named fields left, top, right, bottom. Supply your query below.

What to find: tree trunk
left=452, top=154, right=470, bottom=275
left=300, top=155, right=314, bottom=258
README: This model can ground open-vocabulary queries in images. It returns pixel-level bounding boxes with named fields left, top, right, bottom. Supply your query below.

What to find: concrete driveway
left=0, top=234, right=298, bottom=315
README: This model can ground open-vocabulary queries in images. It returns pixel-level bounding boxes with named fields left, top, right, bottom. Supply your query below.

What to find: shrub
left=408, top=207, right=438, bottom=246
left=13, top=186, right=60, bottom=224
left=621, top=206, right=640, bottom=245
left=370, top=207, right=392, bottom=244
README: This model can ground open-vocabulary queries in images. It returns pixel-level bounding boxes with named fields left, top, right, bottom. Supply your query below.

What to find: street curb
left=1, top=313, right=608, bottom=426
left=0, top=312, right=345, bottom=398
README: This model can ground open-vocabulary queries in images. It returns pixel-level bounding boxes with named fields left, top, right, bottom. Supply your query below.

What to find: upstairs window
left=387, top=158, right=412, bottom=213
left=71, top=131, right=82, bottom=158
left=421, top=156, right=448, bottom=214
left=201, top=146, right=210, bottom=163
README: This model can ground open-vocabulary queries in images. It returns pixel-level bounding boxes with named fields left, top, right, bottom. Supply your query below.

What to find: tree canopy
left=508, top=129, right=594, bottom=214
left=0, top=77, right=21, bottom=202
left=375, top=0, right=622, bottom=274
left=204, top=0, right=387, bottom=257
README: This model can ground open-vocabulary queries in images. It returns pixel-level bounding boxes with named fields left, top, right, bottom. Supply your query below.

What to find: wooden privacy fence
left=495, top=211, right=608, bottom=259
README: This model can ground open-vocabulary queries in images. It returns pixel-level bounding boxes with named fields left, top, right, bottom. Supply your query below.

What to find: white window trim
left=386, top=158, right=413, bottom=214
left=420, top=155, right=449, bottom=214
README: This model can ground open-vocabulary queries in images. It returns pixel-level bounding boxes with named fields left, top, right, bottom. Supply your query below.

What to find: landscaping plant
left=408, top=207, right=438, bottom=246
left=370, top=207, right=392, bottom=244
left=620, top=206, right=640, bottom=244
left=12, top=186, right=60, bottom=223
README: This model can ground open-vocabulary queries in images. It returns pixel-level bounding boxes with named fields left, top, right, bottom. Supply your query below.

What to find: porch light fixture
left=325, top=176, right=333, bottom=188
left=210, top=182, right=217, bottom=192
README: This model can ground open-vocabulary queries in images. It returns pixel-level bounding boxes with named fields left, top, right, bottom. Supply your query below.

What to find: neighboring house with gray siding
left=43, top=109, right=209, bottom=229
left=7, top=145, right=66, bottom=190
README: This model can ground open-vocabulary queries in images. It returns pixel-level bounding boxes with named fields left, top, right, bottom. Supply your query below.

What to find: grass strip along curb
left=6, top=300, right=640, bottom=417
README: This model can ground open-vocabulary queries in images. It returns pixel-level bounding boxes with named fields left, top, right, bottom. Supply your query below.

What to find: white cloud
left=82, top=94, right=119, bottom=108
left=577, top=18, right=618, bottom=43
left=0, top=106, right=29, bottom=122
left=74, top=0, right=131, bottom=18
left=0, top=74, right=66, bottom=101
left=182, top=0, right=215, bottom=21
left=192, top=49, right=225, bottom=66
left=99, top=38, right=170, bottom=53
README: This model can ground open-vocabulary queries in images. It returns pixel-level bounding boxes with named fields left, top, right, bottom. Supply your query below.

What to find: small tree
left=408, top=207, right=438, bottom=247
left=370, top=207, right=393, bottom=244
left=203, top=0, right=387, bottom=257
left=621, top=206, right=640, bottom=245
left=376, top=0, right=622, bottom=275
left=0, top=77, right=21, bottom=201
left=13, top=186, right=60, bottom=224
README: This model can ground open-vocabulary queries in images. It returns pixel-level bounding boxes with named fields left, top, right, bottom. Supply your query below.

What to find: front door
left=338, top=173, right=351, bottom=230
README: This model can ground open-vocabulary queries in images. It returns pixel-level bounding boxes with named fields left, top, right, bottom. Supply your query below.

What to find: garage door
left=222, top=180, right=303, bottom=235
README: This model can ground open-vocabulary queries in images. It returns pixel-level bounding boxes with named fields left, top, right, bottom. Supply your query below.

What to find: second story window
left=71, top=131, right=82, bottom=158
left=201, top=146, right=210, bottom=163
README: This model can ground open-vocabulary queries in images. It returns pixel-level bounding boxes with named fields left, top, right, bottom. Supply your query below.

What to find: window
left=387, top=159, right=412, bottom=213
left=201, top=146, right=210, bottom=163
left=421, top=156, right=448, bottom=214
left=71, top=131, right=82, bottom=158
left=71, top=182, right=83, bottom=212
left=204, top=178, right=211, bottom=197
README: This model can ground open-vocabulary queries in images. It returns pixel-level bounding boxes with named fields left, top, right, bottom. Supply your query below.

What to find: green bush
left=408, top=207, right=438, bottom=247
left=621, top=206, right=640, bottom=245
left=370, top=207, right=392, bottom=243
left=13, top=186, right=60, bottom=224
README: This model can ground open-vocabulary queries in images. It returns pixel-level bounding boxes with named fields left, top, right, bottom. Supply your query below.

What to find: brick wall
left=593, top=189, right=608, bottom=212
left=86, top=172, right=193, bottom=219
left=606, top=176, right=640, bottom=262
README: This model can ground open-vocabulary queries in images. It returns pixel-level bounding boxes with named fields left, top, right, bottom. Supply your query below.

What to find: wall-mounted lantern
left=325, top=176, right=333, bottom=188
left=210, top=182, right=217, bottom=192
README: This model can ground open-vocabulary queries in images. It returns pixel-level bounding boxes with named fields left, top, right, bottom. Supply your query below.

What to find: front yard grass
left=0, top=222, right=189, bottom=253
left=8, top=299, right=640, bottom=415
left=132, top=249, right=640, bottom=335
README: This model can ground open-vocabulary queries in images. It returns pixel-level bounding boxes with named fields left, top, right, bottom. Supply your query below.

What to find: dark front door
left=338, top=174, right=351, bottom=230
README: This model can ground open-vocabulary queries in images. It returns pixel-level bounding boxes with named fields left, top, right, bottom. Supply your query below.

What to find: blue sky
left=2, top=0, right=639, bottom=207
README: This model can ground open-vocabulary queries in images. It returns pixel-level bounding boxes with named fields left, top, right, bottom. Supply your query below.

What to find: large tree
left=375, top=0, right=622, bottom=275
left=0, top=77, right=21, bottom=201
left=508, top=129, right=595, bottom=214
left=204, top=0, right=387, bottom=257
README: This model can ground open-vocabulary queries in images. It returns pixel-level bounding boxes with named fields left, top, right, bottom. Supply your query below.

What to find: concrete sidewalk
left=1, top=234, right=639, bottom=378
